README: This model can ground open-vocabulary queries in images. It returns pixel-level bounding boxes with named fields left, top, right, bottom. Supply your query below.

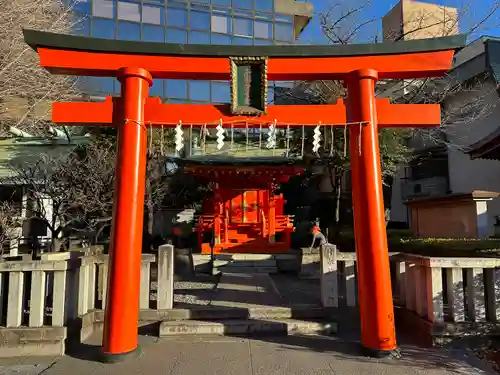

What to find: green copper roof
left=23, top=29, right=466, bottom=58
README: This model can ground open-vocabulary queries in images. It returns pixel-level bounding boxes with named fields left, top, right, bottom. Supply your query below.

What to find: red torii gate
left=24, top=30, right=465, bottom=362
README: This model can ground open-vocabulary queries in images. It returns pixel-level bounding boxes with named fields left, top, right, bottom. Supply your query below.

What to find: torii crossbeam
left=23, top=29, right=465, bottom=362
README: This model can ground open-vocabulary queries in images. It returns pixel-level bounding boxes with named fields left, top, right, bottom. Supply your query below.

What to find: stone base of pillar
left=101, top=346, right=142, bottom=363
left=360, top=345, right=401, bottom=359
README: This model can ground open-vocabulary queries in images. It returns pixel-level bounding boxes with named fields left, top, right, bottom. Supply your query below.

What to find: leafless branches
left=0, top=0, right=84, bottom=136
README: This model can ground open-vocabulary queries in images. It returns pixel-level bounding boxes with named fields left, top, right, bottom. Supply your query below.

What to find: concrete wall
left=446, top=80, right=500, bottom=236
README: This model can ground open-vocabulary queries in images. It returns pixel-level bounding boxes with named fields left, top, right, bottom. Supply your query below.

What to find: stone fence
left=0, top=244, right=174, bottom=357
left=320, top=245, right=500, bottom=342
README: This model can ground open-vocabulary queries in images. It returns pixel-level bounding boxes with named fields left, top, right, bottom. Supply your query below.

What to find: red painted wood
left=52, top=97, right=442, bottom=128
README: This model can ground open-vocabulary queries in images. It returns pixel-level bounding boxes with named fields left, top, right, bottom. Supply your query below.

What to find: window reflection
left=254, top=0, right=273, bottom=12
left=74, top=18, right=91, bottom=36
left=191, top=10, right=210, bottom=30
left=190, top=31, right=210, bottom=44
left=233, top=0, right=252, bottom=10
left=91, top=18, right=116, bottom=39
left=254, top=20, right=272, bottom=39
left=211, top=14, right=230, bottom=34
left=233, top=17, right=252, bottom=37
left=166, top=80, right=188, bottom=99
left=72, top=0, right=91, bottom=15
left=150, top=79, right=164, bottom=97
left=117, top=1, right=140, bottom=22
left=189, top=81, right=210, bottom=102
left=275, top=22, right=294, bottom=41
left=211, top=33, right=231, bottom=44
left=93, top=0, right=115, bottom=19
left=117, top=21, right=140, bottom=40
left=143, top=24, right=164, bottom=42
left=211, top=81, right=230, bottom=103
left=166, top=28, right=188, bottom=43
left=211, top=0, right=231, bottom=5
left=142, top=4, right=164, bottom=25
left=167, top=7, right=188, bottom=28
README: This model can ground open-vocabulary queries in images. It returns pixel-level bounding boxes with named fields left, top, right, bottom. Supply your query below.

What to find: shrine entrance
left=24, top=29, right=464, bottom=361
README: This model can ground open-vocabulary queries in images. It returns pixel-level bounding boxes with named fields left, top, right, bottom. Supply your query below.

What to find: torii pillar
left=103, top=67, right=152, bottom=361
left=347, top=69, right=396, bottom=356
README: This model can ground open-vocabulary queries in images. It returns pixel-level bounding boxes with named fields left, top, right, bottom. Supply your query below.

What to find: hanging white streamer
left=175, top=121, right=184, bottom=152
left=216, top=119, right=225, bottom=150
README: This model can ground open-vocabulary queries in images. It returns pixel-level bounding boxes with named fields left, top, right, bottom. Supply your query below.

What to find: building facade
left=71, top=0, right=313, bottom=102
left=382, top=0, right=458, bottom=41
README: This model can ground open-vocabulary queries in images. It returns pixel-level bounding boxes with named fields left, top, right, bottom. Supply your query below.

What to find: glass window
left=142, top=24, right=164, bottom=42
left=117, top=1, right=140, bottom=22
left=91, top=18, right=116, bottom=39
left=211, top=14, right=230, bottom=34
left=190, top=31, right=210, bottom=44
left=72, top=0, right=91, bottom=14
left=167, top=7, right=188, bottom=28
left=169, top=0, right=187, bottom=8
left=189, top=81, right=210, bottom=102
left=74, top=18, right=91, bottom=36
left=191, top=10, right=210, bottom=30
left=142, top=4, right=164, bottom=25
left=275, top=22, right=294, bottom=41
left=254, top=0, right=272, bottom=12
left=254, top=39, right=272, bottom=45
left=166, top=28, right=188, bottom=43
left=84, top=77, right=114, bottom=93
left=211, top=33, right=231, bottom=44
left=211, top=0, right=231, bottom=5
left=114, top=80, right=121, bottom=93
left=275, top=14, right=293, bottom=22
left=117, top=21, right=140, bottom=40
left=167, top=99, right=187, bottom=104
left=166, top=79, right=188, bottom=99
left=233, top=17, right=252, bottom=37
left=211, top=81, right=230, bottom=103
left=255, top=12, right=273, bottom=20
left=150, top=79, right=164, bottom=97
left=254, top=20, right=272, bottom=39
left=93, top=0, right=115, bottom=18
left=232, top=36, right=252, bottom=45
left=233, top=0, right=252, bottom=9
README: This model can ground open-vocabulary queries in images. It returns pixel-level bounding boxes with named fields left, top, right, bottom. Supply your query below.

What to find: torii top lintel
left=24, top=30, right=466, bottom=81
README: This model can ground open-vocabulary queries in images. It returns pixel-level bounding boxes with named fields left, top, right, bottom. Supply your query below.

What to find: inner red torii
left=23, top=29, right=465, bottom=362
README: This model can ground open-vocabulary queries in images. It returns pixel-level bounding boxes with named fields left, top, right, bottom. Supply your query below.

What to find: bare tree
left=0, top=0, right=84, bottom=136
left=0, top=201, right=22, bottom=256
left=9, top=137, right=116, bottom=251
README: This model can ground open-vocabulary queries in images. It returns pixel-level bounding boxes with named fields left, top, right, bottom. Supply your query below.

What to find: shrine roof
left=24, top=30, right=466, bottom=58
left=170, top=156, right=303, bottom=167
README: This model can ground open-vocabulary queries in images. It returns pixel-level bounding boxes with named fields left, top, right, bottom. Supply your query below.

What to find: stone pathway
left=3, top=334, right=497, bottom=375
left=210, top=273, right=284, bottom=308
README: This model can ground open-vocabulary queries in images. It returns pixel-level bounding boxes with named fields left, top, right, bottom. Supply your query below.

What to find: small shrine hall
left=181, top=157, right=303, bottom=254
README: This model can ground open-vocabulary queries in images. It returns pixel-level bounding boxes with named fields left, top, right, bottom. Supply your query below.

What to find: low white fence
left=320, top=246, right=500, bottom=325
left=0, top=244, right=174, bottom=331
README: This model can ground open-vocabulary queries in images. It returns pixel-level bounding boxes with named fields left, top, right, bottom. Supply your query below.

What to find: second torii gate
left=24, top=29, right=465, bottom=362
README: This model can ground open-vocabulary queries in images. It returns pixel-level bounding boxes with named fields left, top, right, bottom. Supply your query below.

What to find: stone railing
left=320, top=245, right=500, bottom=327
left=393, top=254, right=500, bottom=324
left=0, top=244, right=175, bottom=357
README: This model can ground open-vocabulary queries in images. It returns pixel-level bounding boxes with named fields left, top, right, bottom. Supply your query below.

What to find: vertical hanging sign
left=229, top=56, right=268, bottom=115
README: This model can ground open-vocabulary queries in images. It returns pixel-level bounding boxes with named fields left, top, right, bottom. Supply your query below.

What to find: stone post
left=320, top=244, right=338, bottom=308
left=158, top=244, right=174, bottom=310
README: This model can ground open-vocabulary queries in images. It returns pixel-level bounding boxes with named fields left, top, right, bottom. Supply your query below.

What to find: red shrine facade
left=185, top=160, right=303, bottom=254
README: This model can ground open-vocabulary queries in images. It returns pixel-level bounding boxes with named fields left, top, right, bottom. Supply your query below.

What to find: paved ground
left=0, top=333, right=496, bottom=375
left=0, top=273, right=496, bottom=375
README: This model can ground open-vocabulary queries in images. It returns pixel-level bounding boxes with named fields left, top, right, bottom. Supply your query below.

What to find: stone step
left=163, top=306, right=328, bottom=321
left=213, top=259, right=277, bottom=268
left=159, top=319, right=338, bottom=336
left=159, top=306, right=328, bottom=321
left=213, top=266, right=278, bottom=274
left=214, top=254, right=277, bottom=261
